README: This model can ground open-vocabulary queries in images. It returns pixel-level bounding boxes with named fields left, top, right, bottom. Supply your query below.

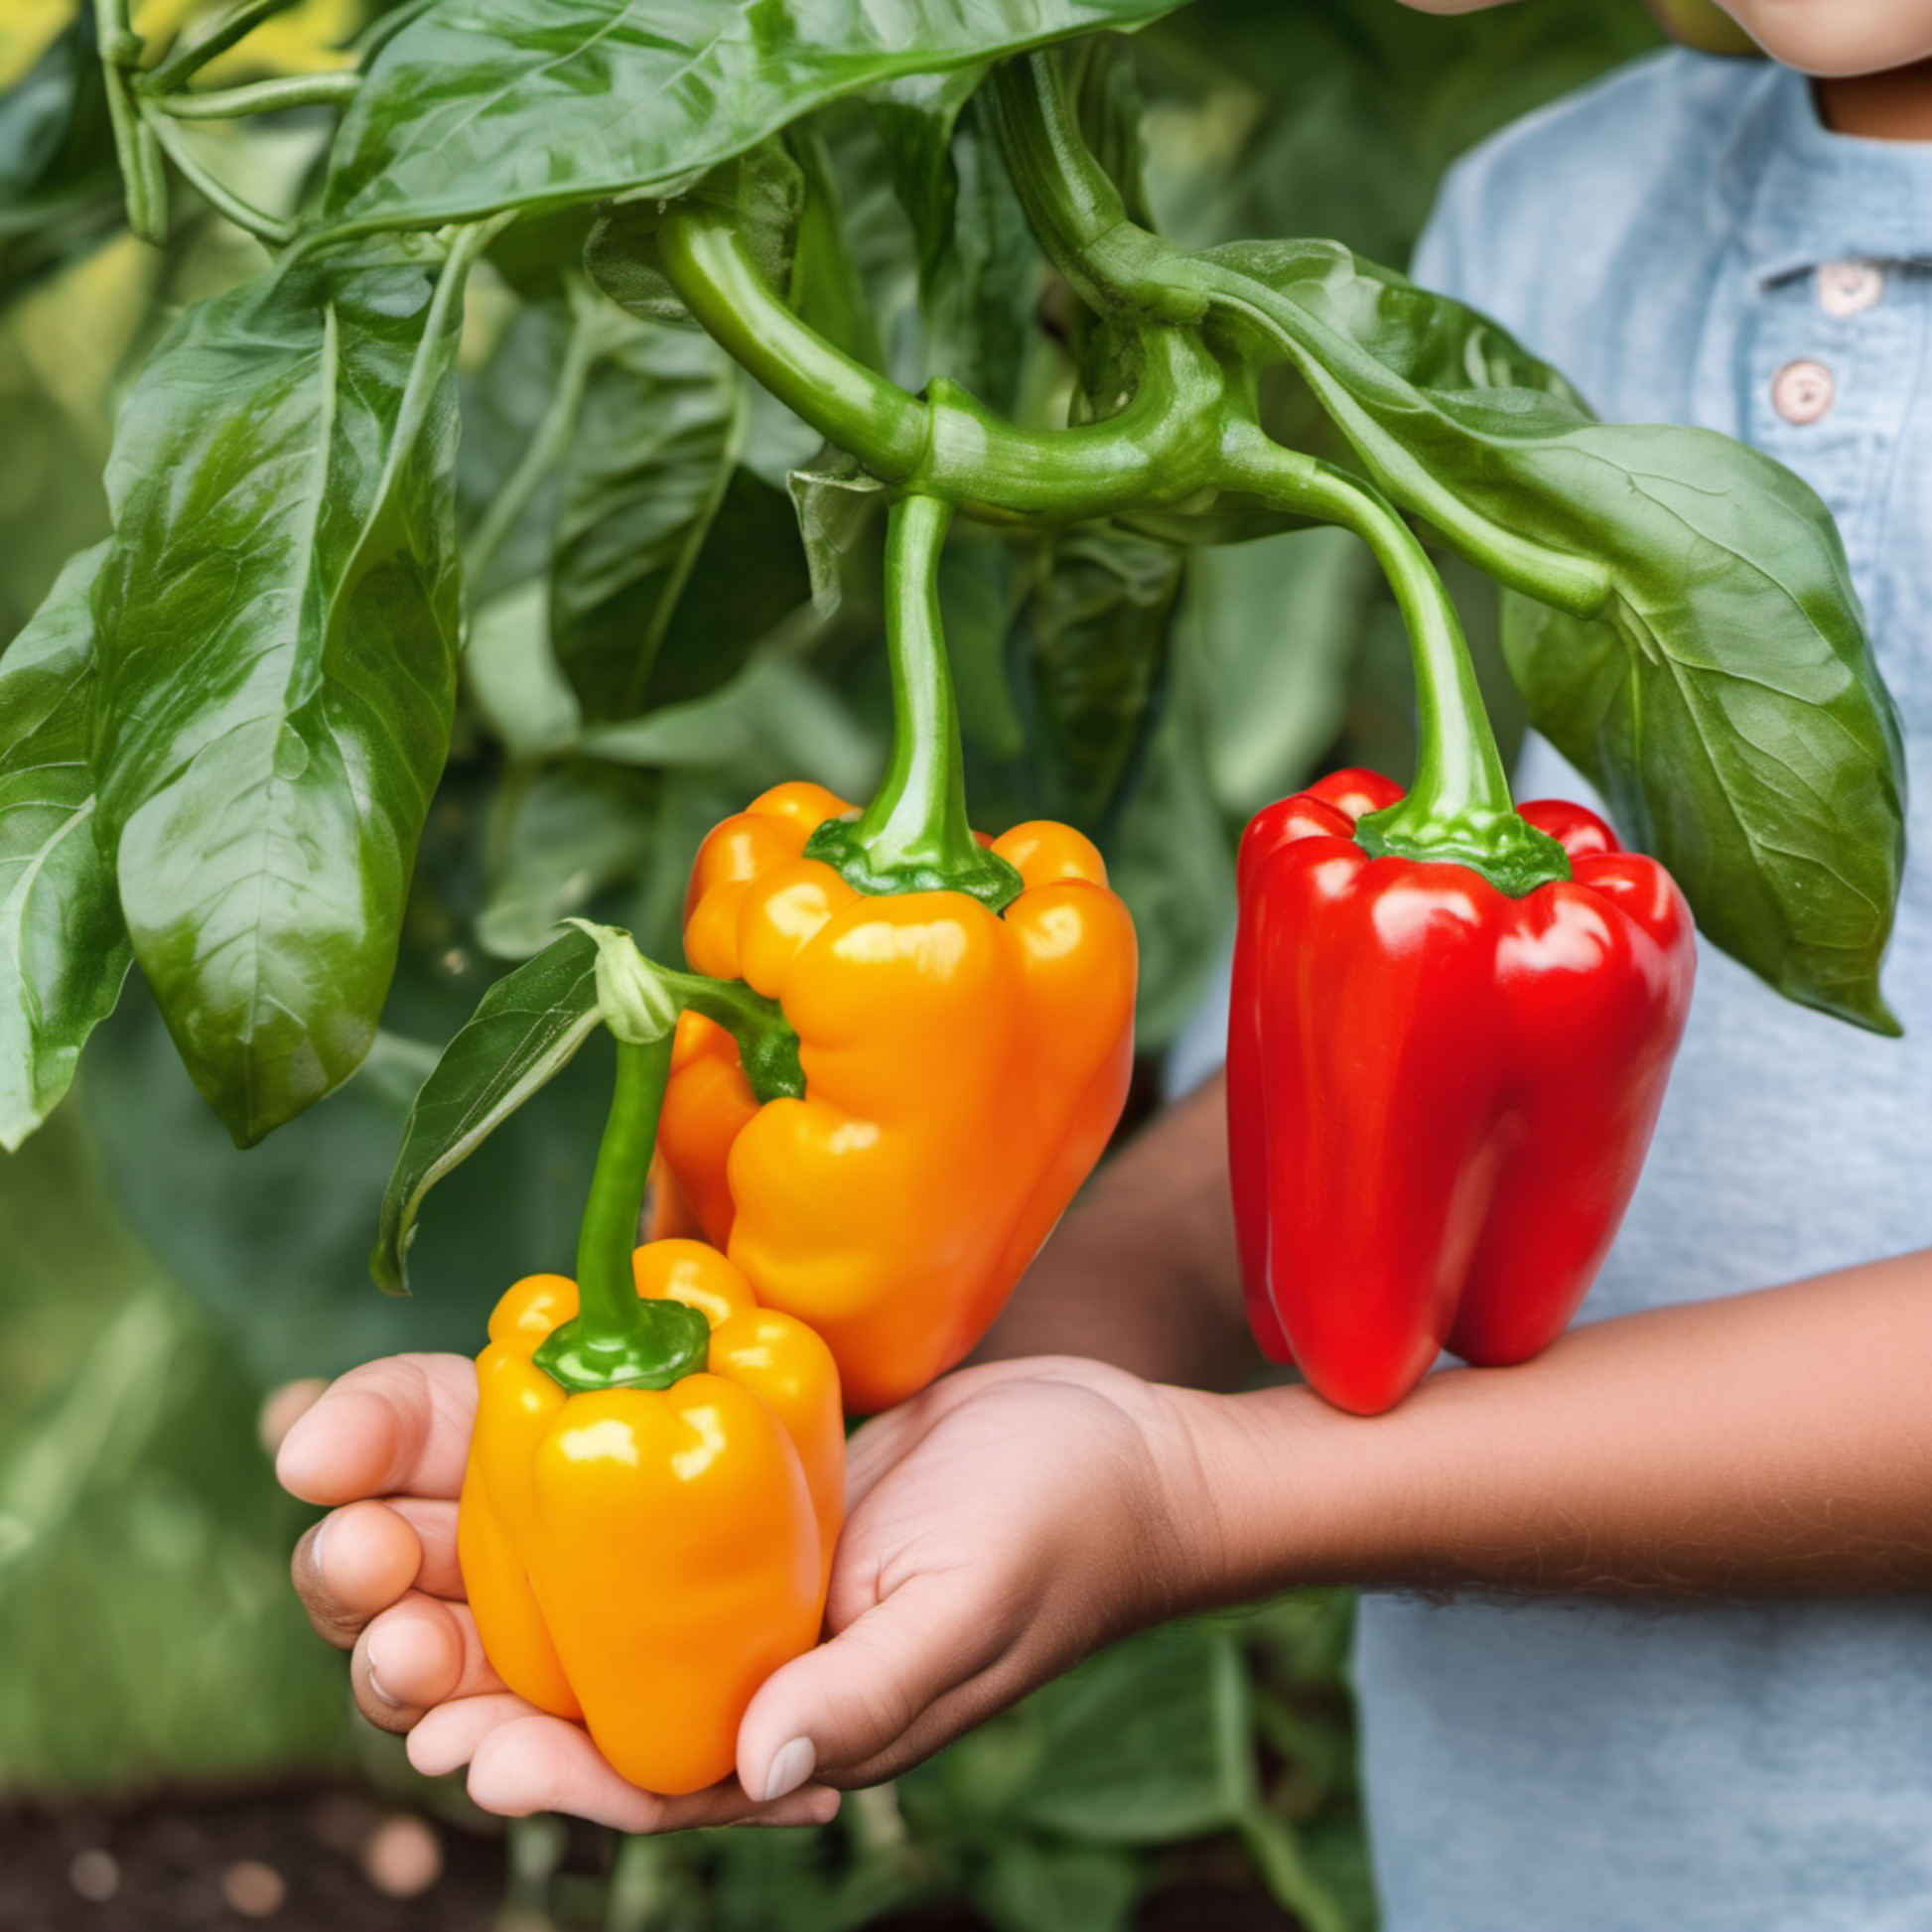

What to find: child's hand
left=278, top=1352, right=1201, bottom=1830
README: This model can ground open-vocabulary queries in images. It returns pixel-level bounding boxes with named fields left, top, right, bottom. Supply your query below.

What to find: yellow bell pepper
left=459, top=1237, right=843, bottom=1796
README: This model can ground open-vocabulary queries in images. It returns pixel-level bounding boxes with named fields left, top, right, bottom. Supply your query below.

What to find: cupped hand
left=278, top=1351, right=1203, bottom=1828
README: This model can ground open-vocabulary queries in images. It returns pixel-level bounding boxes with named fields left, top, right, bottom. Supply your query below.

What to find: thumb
left=737, top=1570, right=1025, bottom=1801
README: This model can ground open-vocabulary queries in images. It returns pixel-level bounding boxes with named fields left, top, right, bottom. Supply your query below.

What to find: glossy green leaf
left=89, top=230, right=480, bottom=1147
left=0, top=543, right=132, bottom=1152
left=322, top=0, right=1187, bottom=234
left=1196, top=240, right=1905, bottom=1030
left=372, top=926, right=603, bottom=1294
left=549, top=323, right=748, bottom=722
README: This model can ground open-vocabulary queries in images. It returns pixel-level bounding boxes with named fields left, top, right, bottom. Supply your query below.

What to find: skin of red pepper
left=1228, top=768, right=1697, bottom=1416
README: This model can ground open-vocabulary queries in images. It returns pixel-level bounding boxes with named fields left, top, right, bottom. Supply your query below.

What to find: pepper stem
left=533, top=1032, right=710, bottom=1396
left=1231, top=437, right=1570, bottom=897
left=805, top=493, right=1024, bottom=910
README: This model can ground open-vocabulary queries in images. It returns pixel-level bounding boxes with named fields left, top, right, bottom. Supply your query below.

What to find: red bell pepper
left=1225, top=498, right=1694, bottom=1415
left=1229, top=769, right=1695, bottom=1414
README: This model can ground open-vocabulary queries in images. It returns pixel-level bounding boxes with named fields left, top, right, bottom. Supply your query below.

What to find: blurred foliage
left=0, top=1100, right=345, bottom=1792
left=0, top=0, right=1660, bottom=1923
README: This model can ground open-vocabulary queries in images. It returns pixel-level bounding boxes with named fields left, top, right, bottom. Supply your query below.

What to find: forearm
left=1170, top=1246, right=1932, bottom=1602
left=976, top=1071, right=1258, bottom=1390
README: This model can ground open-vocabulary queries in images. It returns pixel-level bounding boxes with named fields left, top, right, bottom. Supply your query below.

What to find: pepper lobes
left=1229, top=768, right=1695, bottom=1416
left=458, top=1238, right=843, bottom=1795
left=657, top=780, right=1137, bottom=1415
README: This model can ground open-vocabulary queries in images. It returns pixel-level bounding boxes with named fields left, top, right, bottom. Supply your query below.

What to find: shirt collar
left=1719, top=60, right=1932, bottom=281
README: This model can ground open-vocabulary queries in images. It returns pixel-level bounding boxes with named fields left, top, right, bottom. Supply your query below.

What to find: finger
left=408, top=1693, right=544, bottom=1777
left=276, top=1354, right=477, bottom=1507
left=350, top=1592, right=507, bottom=1731
left=259, top=1377, right=329, bottom=1455
left=737, top=1570, right=1013, bottom=1801
left=467, top=1714, right=842, bottom=1834
left=384, top=1497, right=464, bottom=1599
left=293, top=1501, right=424, bottom=1648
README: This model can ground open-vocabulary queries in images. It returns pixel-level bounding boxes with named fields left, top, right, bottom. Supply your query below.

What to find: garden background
left=1, top=1, right=1673, bottom=1924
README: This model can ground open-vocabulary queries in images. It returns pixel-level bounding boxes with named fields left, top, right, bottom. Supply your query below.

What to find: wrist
left=1156, top=1381, right=1431, bottom=1610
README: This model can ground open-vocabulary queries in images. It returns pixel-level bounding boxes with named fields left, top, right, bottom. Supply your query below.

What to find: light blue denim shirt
left=1172, top=48, right=1932, bottom=1931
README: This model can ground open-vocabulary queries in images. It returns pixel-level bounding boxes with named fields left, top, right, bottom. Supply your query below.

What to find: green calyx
left=1354, top=806, right=1571, bottom=899
left=807, top=492, right=1025, bottom=916
left=804, top=817, right=1022, bottom=913
left=535, top=1294, right=712, bottom=1395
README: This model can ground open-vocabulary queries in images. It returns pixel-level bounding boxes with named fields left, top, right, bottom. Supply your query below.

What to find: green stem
left=652, top=202, right=1230, bottom=524
left=654, top=202, right=928, bottom=480
left=804, top=494, right=1022, bottom=910
left=151, top=71, right=360, bottom=117
left=533, top=1034, right=709, bottom=1396
left=139, top=102, right=296, bottom=245
left=94, top=0, right=168, bottom=243
left=141, top=0, right=296, bottom=94
left=982, top=55, right=1206, bottom=329
left=1225, top=432, right=1568, bottom=895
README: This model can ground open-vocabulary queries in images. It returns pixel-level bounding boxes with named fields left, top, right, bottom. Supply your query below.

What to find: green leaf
left=971, top=1839, right=1139, bottom=1932
left=89, top=229, right=480, bottom=1148
left=322, top=0, right=1188, bottom=234
left=464, top=580, right=583, bottom=761
left=1108, top=641, right=1235, bottom=1047
left=0, top=543, right=132, bottom=1153
left=787, top=465, right=885, bottom=620
left=0, top=12, right=124, bottom=298
left=1015, top=524, right=1185, bottom=836
left=1196, top=240, right=1905, bottom=1031
left=642, top=466, right=815, bottom=712
left=1007, top=1626, right=1244, bottom=1844
left=476, top=762, right=658, bottom=963
left=584, top=144, right=806, bottom=336
left=457, top=294, right=580, bottom=600
left=79, top=962, right=604, bottom=1381
left=549, top=323, right=749, bottom=722
left=371, top=927, right=604, bottom=1295
left=875, top=83, right=1037, bottom=418
left=580, top=652, right=882, bottom=803
left=1191, top=528, right=1364, bottom=821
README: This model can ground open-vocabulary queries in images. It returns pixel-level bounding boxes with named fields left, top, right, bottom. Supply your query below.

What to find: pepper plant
left=0, top=0, right=1903, bottom=1202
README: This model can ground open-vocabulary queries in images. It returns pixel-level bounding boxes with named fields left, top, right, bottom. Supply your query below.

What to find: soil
left=0, top=1784, right=505, bottom=1932
left=0, top=1784, right=1303, bottom=1931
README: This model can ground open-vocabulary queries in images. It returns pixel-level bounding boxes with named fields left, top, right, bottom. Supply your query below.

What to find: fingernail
left=364, top=1634, right=402, bottom=1708
left=761, top=1736, right=815, bottom=1803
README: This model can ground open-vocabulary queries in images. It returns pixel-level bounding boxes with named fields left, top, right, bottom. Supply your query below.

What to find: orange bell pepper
left=658, top=776, right=1137, bottom=1413
left=458, top=1236, right=843, bottom=1796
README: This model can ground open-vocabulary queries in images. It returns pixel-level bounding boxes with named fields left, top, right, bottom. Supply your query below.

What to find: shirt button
left=1818, top=261, right=1885, bottom=317
left=1771, top=358, right=1835, bottom=425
